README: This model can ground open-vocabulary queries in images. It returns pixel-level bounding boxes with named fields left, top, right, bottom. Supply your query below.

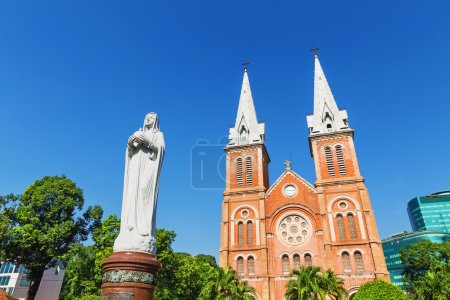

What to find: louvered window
left=337, top=214, right=346, bottom=240
left=245, top=157, right=252, bottom=185
left=247, top=221, right=253, bottom=246
left=237, top=257, right=244, bottom=275
left=304, top=254, right=312, bottom=267
left=248, top=256, right=255, bottom=275
left=324, top=147, right=335, bottom=176
left=238, top=222, right=244, bottom=246
left=355, top=252, right=364, bottom=272
left=342, top=252, right=351, bottom=272
left=335, top=145, right=346, bottom=175
left=236, top=158, right=243, bottom=186
left=282, top=255, right=290, bottom=273
left=293, top=254, right=300, bottom=269
left=348, top=214, right=358, bottom=239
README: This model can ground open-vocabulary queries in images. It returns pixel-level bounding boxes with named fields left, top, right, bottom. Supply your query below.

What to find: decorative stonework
left=278, top=214, right=310, bottom=246
left=103, top=270, right=157, bottom=285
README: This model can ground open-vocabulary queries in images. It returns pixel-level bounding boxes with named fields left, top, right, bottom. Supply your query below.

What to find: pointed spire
left=228, top=64, right=265, bottom=146
left=307, top=50, right=350, bottom=135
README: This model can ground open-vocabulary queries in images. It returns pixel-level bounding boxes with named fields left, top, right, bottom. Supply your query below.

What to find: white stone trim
left=338, top=249, right=352, bottom=256
left=276, top=212, right=313, bottom=247
left=328, top=195, right=366, bottom=240
left=279, top=251, right=291, bottom=258
left=230, top=204, right=260, bottom=246
left=352, top=249, right=365, bottom=255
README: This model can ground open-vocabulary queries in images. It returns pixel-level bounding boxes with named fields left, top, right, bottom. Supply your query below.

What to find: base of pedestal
left=101, top=251, right=161, bottom=300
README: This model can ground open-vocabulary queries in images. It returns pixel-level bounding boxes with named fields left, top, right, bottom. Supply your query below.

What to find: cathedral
left=219, top=53, right=390, bottom=299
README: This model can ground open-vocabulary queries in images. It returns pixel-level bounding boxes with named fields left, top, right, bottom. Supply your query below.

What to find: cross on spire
left=311, top=47, right=319, bottom=57
left=284, top=160, right=292, bottom=170
left=242, top=60, right=250, bottom=71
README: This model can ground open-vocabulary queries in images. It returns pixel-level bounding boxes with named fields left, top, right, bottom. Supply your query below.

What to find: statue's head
left=144, top=112, right=159, bottom=131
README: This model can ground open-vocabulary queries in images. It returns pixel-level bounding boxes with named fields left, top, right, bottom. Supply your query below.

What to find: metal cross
left=284, top=160, right=292, bottom=169
left=242, top=60, right=250, bottom=71
left=311, top=47, right=319, bottom=56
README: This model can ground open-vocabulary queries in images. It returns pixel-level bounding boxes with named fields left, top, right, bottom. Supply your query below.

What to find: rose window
left=278, top=214, right=310, bottom=245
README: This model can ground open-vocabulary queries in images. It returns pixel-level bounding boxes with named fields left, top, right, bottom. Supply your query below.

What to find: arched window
left=245, top=157, right=253, bottom=185
left=247, top=221, right=253, bottom=246
left=282, top=255, right=290, bottom=274
left=342, top=252, right=351, bottom=272
left=347, top=214, right=358, bottom=239
left=293, top=254, right=300, bottom=269
left=335, top=145, right=346, bottom=175
left=248, top=256, right=255, bottom=275
left=336, top=214, right=346, bottom=240
left=304, top=254, right=312, bottom=267
left=354, top=252, right=364, bottom=272
left=237, top=257, right=244, bottom=275
left=236, top=158, right=243, bottom=186
left=237, top=222, right=244, bottom=246
left=324, top=147, right=335, bottom=176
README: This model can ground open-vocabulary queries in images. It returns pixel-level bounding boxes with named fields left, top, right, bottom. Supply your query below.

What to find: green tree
left=320, top=269, right=347, bottom=300
left=155, top=230, right=220, bottom=300
left=352, top=280, right=409, bottom=300
left=60, top=214, right=120, bottom=300
left=0, top=176, right=102, bottom=300
left=154, top=229, right=178, bottom=299
left=284, top=266, right=346, bottom=300
left=400, top=239, right=450, bottom=297
left=410, top=262, right=450, bottom=300
left=400, top=239, right=450, bottom=282
left=199, top=266, right=256, bottom=300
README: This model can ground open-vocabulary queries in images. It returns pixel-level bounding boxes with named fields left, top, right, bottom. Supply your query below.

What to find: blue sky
left=1, top=0, right=450, bottom=257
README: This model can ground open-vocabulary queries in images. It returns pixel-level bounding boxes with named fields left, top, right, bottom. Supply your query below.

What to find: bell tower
left=307, top=51, right=390, bottom=290
left=219, top=65, right=271, bottom=299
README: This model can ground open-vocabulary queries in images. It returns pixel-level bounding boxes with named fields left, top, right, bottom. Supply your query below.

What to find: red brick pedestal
left=101, top=251, right=161, bottom=300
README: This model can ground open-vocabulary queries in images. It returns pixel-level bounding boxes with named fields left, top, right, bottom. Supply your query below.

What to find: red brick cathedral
left=219, top=54, right=389, bottom=300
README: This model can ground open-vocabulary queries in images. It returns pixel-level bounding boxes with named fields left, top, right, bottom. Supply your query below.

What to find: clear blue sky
left=1, top=0, right=450, bottom=257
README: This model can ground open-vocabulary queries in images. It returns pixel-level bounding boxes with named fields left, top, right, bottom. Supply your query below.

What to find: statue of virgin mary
left=113, top=112, right=165, bottom=254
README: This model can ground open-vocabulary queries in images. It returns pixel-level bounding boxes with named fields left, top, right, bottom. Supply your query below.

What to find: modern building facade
left=0, top=260, right=64, bottom=300
left=407, top=191, right=450, bottom=234
left=219, top=54, right=389, bottom=300
left=382, top=231, right=450, bottom=288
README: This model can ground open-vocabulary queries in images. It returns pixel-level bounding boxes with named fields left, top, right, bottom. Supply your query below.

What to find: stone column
left=101, top=251, right=161, bottom=300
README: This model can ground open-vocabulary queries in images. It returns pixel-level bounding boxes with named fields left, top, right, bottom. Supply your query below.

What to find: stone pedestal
left=101, top=251, right=161, bottom=300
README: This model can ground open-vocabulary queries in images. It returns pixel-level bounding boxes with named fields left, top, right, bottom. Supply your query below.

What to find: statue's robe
left=114, top=128, right=165, bottom=254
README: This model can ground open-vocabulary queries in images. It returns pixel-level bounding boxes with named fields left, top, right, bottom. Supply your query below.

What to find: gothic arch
left=268, top=203, right=319, bottom=231
left=327, top=195, right=366, bottom=241
left=230, top=204, right=260, bottom=246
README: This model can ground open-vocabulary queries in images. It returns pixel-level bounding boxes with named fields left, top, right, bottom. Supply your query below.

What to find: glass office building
left=407, top=191, right=450, bottom=233
left=382, top=230, right=450, bottom=288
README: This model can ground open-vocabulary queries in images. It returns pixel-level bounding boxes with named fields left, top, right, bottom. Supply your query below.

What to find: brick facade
left=219, top=60, right=389, bottom=299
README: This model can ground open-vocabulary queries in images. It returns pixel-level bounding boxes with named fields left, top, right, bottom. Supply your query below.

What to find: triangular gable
left=266, top=169, right=317, bottom=197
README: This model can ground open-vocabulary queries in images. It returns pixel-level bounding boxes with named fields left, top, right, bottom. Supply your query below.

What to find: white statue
left=113, top=112, right=165, bottom=254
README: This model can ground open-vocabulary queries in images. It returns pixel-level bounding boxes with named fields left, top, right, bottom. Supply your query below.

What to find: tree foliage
left=400, top=239, right=450, bottom=298
left=352, top=280, right=409, bottom=300
left=410, top=262, right=450, bottom=300
left=400, top=239, right=450, bottom=283
left=60, top=214, right=120, bottom=300
left=284, top=266, right=347, bottom=300
left=198, top=266, right=256, bottom=300
left=0, top=176, right=102, bottom=300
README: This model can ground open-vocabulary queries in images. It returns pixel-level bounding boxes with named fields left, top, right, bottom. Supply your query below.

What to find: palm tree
left=232, top=280, right=258, bottom=300
left=199, top=267, right=257, bottom=300
left=320, top=269, right=347, bottom=300
left=285, top=266, right=347, bottom=300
